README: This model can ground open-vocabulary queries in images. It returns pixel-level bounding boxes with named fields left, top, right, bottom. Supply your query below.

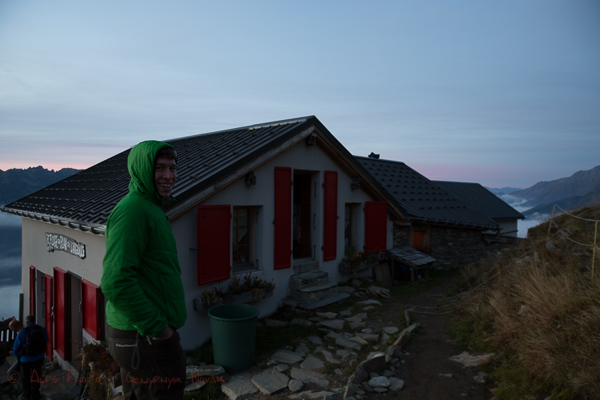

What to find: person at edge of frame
left=12, top=315, right=49, bottom=400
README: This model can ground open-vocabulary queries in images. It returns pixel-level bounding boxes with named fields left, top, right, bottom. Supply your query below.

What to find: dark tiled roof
left=356, top=156, right=499, bottom=230
left=2, top=117, right=319, bottom=233
left=434, top=181, right=525, bottom=221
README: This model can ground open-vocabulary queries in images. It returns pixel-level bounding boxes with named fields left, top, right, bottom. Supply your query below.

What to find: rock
left=336, top=349, right=352, bottom=358
left=300, top=354, right=325, bottom=370
left=288, top=378, right=304, bottom=392
left=380, top=332, right=390, bottom=344
left=344, top=383, right=360, bottom=398
left=348, top=364, right=369, bottom=385
left=384, top=344, right=400, bottom=362
left=221, top=375, right=258, bottom=400
left=316, top=311, right=338, bottom=320
left=388, top=377, right=405, bottom=391
left=186, top=364, right=225, bottom=379
left=339, top=309, right=353, bottom=317
left=348, top=353, right=387, bottom=385
left=358, top=299, right=382, bottom=306
left=184, top=381, right=206, bottom=392
left=393, top=322, right=419, bottom=346
left=327, top=330, right=342, bottom=340
left=382, top=326, right=399, bottom=335
left=438, top=373, right=453, bottom=378
left=369, top=376, right=390, bottom=387
left=449, top=352, right=495, bottom=367
left=296, top=343, right=311, bottom=355
left=274, top=363, right=289, bottom=372
left=349, top=321, right=367, bottom=330
left=363, top=353, right=386, bottom=373
left=320, top=350, right=340, bottom=364
left=290, top=367, right=330, bottom=388
left=318, top=319, right=346, bottom=330
left=356, top=332, right=379, bottom=342
left=308, top=335, right=324, bottom=345
left=335, top=335, right=362, bottom=350
left=473, top=371, right=488, bottom=384
left=271, top=349, right=305, bottom=364
left=345, top=316, right=363, bottom=324
left=252, top=369, right=289, bottom=395
left=349, top=336, right=368, bottom=345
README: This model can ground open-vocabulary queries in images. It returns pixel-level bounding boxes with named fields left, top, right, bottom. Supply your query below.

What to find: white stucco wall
left=21, top=218, right=105, bottom=314
left=173, top=140, right=392, bottom=349
left=20, top=218, right=106, bottom=367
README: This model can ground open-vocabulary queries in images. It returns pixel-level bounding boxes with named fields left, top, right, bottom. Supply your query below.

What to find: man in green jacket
left=102, top=140, right=187, bottom=399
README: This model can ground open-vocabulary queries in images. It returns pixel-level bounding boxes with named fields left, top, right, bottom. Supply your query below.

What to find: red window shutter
left=197, top=205, right=231, bottom=285
left=44, top=275, right=53, bottom=360
left=364, top=201, right=388, bottom=252
left=53, top=267, right=69, bottom=360
left=81, top=279, right=101, bottom=340
left=29, top=266, right=36, bottom=316
left=274, top=167, right=292, bottom=269
left=322, top=170, right=338, bottom=261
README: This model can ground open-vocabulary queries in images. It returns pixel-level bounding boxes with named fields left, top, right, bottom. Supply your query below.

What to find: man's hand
left=152, top=326, right=174, bottom=341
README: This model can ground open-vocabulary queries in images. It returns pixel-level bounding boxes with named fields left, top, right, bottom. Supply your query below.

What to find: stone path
left=183, top=297, right=420, bottom=400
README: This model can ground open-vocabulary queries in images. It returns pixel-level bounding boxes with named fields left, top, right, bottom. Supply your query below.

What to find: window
left=233, top=206, right=256, bottom=270
left=413, top=230, right=431, bottom=254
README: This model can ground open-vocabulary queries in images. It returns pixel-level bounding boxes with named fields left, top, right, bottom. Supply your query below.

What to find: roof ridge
left=168, top=116, right=314, bottom=142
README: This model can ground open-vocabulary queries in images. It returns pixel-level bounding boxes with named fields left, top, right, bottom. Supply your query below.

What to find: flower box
left=194, top=289, right=273, bottom=314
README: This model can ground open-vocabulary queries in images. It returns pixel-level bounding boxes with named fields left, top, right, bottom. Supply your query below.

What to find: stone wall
left=393, top=224, right=513, bottom=269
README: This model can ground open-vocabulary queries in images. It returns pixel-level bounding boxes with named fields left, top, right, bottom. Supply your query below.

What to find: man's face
left=154, top=156, right=177, bottom=200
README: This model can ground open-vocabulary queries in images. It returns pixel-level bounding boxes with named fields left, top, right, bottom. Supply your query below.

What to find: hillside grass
left=449, top=203, right=600, bottom=399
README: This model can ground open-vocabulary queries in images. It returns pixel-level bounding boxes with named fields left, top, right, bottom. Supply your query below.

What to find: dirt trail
left=365, top=276, right=489, bottom=399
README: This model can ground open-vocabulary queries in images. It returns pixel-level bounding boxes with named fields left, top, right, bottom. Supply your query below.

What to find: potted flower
left=339, top=247, right=381, bottom=276
left=194, top=274, right=276, bottom=313
left=224, top=274, right=275, bottom=304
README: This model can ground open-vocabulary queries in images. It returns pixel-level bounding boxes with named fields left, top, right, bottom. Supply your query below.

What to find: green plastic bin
left=208, top=303, right=260, bottom=373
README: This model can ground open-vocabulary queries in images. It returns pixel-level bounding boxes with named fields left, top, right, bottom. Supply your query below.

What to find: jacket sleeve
left=13, top=331, right=23, bottom=360
left=101, top=203, right=168, bottom=337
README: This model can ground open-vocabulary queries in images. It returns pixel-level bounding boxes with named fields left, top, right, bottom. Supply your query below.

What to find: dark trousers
left=107, top=325, right=186, bottom=400
left=20, top=358, right=44, bottom=400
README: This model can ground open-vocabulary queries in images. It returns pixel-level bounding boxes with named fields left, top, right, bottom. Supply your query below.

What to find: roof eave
left=1, top=207, right=106, bottom=235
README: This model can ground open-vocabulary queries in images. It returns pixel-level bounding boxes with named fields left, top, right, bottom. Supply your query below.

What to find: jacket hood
left=127, top=140, right=175, bottom=205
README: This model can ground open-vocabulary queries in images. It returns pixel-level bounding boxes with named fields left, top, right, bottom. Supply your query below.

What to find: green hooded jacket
left=101, top=140, right=186, bottom=337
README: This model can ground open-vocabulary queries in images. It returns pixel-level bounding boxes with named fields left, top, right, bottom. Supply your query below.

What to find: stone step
left=288, top=282, right=340, bottom=303
left=289, top=271, right=329, bottom=290
left=293, top=260, right=320, bottom=275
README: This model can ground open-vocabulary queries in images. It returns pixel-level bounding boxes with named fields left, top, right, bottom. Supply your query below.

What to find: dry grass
left=450, top=204, right=600, bottom=399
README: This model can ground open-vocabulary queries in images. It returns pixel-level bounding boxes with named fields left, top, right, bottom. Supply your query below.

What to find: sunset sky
left=1, top=1, right=598, bottom=188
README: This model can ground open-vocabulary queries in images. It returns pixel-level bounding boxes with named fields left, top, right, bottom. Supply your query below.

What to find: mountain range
left=510, top=165, right=600, bottom=216
left=0, top=166, right=81, bottom=205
